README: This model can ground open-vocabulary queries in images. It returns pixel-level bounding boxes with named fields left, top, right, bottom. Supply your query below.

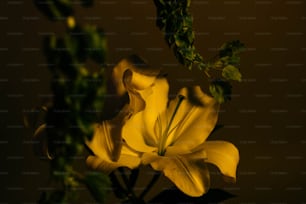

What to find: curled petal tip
left=33, top=124, right=53, bottom=160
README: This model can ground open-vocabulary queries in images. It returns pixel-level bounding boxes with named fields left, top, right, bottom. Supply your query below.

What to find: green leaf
left=228, top=55, right=240, bottom=65
left=209, top=80, right=232, bottom=103
left=83, top=26, right=107, bottom=63
left=165, top=34, right=175, bottom=47
left=187, top=0, right=191, bottom=7
left=64, top=24, right=106, bottom=64
left=219, top=40, right=245, bottom=58
left=174, top=34, right=186, bottom=47
left=154, top=0, right=165, bottom=7
left=82, top=172, right=110, bottom=203
left=222, top=65, right=242, bottom=82
left=76, top=118, right=94, bottom=137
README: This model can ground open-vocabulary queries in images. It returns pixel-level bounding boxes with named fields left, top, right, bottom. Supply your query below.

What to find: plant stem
left=109, top=172, right=129, bottom=199
left=118, top=167, right=130, bottom=188
left=117, top=168, right=141, bottom=203
left=128, top=168, right=139, bottom=188
left=139, top=172, right=161, bottom=200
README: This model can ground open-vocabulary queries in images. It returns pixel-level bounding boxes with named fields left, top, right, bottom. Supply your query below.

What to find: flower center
left=158, top=95, right=185, bottom=156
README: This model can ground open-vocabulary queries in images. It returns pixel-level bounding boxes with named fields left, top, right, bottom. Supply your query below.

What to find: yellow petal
left=112, top=55, right=159, bottom=96
left=176, top=146, right=207, bottom=160
left=123, top=69, right=154, bottom=114
left=148, top=154, right=210, bottom=197
left=86, top=153, right=140, bottom=174
left=142, top=152, right=160, bottom=165
left=123, top=69, right=156, bottom=91
left=112, top=58, right=130, bottom=96
left=86, top=103, right=135, bottom=162
left=202, top=141, right=239, bottom=182
left=33, top=123, right=52, bottom=159
left=122, top=78, right=169, bottom=152
left=85, top=120, right=123, bottom=162
left=121, top=141, right=142, bottom=158
left=165, top=86, right=220, bottom=155
left=104, top=55, right=157, bottom=119
left=142, top=149, right=207, bottom=165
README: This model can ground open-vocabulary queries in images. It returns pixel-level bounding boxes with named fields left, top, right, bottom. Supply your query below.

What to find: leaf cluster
left=154, top=0, right=245, bottom=103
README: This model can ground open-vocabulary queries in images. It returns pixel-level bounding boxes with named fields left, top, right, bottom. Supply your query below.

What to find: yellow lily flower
left=86, top=56, right=160, bottom=174
left=122, top=78, right=239, bottom=197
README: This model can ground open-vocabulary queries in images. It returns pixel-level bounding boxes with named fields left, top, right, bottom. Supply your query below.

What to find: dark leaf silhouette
left=149, top=188, right=235, bottom=204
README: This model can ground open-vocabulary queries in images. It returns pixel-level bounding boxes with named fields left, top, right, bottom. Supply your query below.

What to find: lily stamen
left=158, top=95, right=185, bottom=156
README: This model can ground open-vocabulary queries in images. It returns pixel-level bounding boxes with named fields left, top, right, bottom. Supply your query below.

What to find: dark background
left=1, top=0, right=306, bottom=203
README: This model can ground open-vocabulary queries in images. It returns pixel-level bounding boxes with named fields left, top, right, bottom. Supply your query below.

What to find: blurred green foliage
left=34, top=0, right=109, bottom=203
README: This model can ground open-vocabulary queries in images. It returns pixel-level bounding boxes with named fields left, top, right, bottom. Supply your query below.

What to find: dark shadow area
left=149, top=188, right=235, bottom=204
